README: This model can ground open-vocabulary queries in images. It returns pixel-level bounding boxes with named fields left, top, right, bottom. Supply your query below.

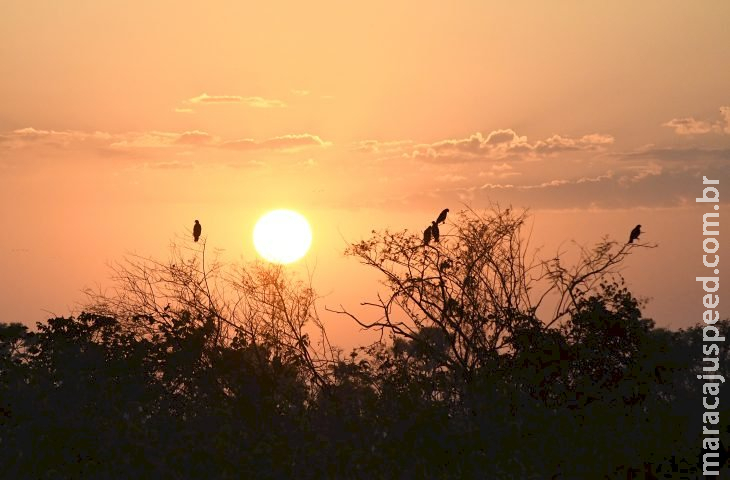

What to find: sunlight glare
left=253, top=209, right=312, bottom=264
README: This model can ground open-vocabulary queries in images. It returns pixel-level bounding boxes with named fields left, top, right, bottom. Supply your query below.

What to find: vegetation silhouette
left=0, top=207, right=725, bottom=478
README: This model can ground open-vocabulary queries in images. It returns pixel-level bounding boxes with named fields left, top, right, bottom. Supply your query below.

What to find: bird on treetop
left=423, top=225, right=432, bottom=246
left=628, top=224, right=642, bottom=244
left=431, top=221, right=440, bottom=243
left=436, top=208, right=449, bottom=224
left=193, top=220, right=202, bottom=242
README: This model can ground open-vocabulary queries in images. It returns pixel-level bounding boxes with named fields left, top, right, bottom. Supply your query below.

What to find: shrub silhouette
left=0, top=208, right=724, bottom=478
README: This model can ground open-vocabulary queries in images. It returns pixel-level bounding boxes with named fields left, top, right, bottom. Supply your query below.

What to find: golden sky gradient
left=1, top=1, right=728, bottom=348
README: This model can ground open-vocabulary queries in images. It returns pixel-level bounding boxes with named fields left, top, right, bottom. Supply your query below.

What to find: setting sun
left=253, top=209, right=312, bottom=264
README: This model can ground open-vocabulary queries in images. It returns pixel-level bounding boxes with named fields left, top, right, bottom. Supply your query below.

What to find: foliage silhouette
left=0, top=208, right=724, bottom=478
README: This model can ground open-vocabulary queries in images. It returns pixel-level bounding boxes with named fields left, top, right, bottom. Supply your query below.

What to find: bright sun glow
left=253, top=210, right=312, bottom=264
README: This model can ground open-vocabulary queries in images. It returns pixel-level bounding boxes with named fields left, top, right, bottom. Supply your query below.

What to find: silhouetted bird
left=431, top=221, right=440, bottom=242
left=436, top=208, right=449, bottom=224
left=193, top=220, right=202, bottom=242
left=628, top=224, right=642, bottom=244
left=423, top=225, right=432, bottom=245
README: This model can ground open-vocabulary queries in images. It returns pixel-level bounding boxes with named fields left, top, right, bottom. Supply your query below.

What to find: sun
left=253, top=209, right=312, bottom=264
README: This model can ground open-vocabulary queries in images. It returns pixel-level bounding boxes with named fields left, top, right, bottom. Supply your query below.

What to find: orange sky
left=1, top=1, right=728, bottom=349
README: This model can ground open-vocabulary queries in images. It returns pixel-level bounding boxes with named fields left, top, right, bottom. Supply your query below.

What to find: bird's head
left=195, top=220, right=199, bottom=224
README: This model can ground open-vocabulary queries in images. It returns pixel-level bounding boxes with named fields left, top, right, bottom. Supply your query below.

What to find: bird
left=431, top=221, right=440, bottom=242
left=423, top=225, right=432, bottom=245
left=436, top=208, right=449, bottom=224
left=193, top=220, right=202, bottom=242
left=628, top=224, right=642, bottom=244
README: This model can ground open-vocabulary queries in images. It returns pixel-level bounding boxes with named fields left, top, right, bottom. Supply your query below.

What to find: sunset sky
left=1, top=1, right=728, bottom=348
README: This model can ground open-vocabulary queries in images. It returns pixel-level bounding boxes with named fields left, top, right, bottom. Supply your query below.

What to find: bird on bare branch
left=193, top=220, right=202, bottom=242
left=423, top=225, right=433, bottom=246
left=628, top=225, right=642, bottom=244
left=431, top=221, right=440, bottom=242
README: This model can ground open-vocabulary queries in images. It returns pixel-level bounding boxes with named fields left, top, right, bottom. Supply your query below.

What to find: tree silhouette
left=82, top=240, right=334, bottom=387
left=0, top=209, right=723, bottom=479
left=337, top=207, right=654, bottom=383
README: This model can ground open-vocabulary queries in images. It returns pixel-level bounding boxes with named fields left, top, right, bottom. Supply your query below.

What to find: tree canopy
left=0, top=208, right=724, bottom=478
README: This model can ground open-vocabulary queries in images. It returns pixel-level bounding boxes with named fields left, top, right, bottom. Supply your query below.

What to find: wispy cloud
left=479, top=173, right=613, bottom=191
left=0, top=128, right=329, bottom=158
left=186, top=93, right=286, bottom=108
left=615, top=145, right=730, bottom=163
left=351, top=139, right=414, bottom=154
left=478, top=162, right=521, bottom=180
left=145, top=160, right=195, bottom=170
left=356, top=129, right=614, bottom=163
left=0, top=127, right=112, bottom=149
left=663, top=106, right=730, bottom=135
left=414, top=130, right=614, bottom=162
left=222, top=134, right=330, bottom=152
left=435, top=173, right=468, bottom=183
left=242, top=96, right=287, bottom=108
left=110, top=132, right=182, bottom=148
left=175, top=131, right=215, bottom=145
left=188, top=93, right=244, bottom=104
left=109, top=131, right=217, bottom=149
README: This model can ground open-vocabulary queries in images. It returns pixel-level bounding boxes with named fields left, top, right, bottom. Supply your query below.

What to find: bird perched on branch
left=423, top=225, right=433, bottom=245
left=193, top=220, right=202, bottom=242
left=422, top=208, right=448, bottom=246
left=431, top=221, right=440, bottom=242
left=628, top=224, right=642, bottom=244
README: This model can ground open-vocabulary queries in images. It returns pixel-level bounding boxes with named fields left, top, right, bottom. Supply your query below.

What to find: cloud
left=109, top=132, right=179, bottom=148
left=242, top=96, right=287, bottom=108
left=479, top=173, right=613, bottom=191
left=188, top=93, right=244, bottom=104
left=662, top=118, right=715, bottom=135
left=0, top=128, right=112, bottom=149
left=477, top=162, right=521, bottom=180
left=618, top=163, right=663, bottom=184
left=175, top=131, right=214, bottom=145
left=721, top=106, right=730, bottom=134
left=435, top=174, right=468, bottom=183
left=615, top=145, right=730, bottom=164
left=298, top=158, right=317, bottom=167
left=110, top=131, right=216, bottom=149
left=351, top=139, right=414, bottom=154
left=408, top=129, right=614, bottom=162
left=186, top=93, right=286, bottom=108
left=222, top=134, right=330, bottom=152
left=351, top=129, right=614, bottom=163
left=146, top=160, right=195, bottom=169
left=663, top=106, right=730, bottom=135
left=0, top=127, right=329, bottom=159
left=0, top=127, right=191, bottom=151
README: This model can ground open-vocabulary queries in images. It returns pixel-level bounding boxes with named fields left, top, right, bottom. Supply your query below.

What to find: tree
left=337, top=206, right=654, bottom=384
left=83, top=240, right=334, bottom=387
